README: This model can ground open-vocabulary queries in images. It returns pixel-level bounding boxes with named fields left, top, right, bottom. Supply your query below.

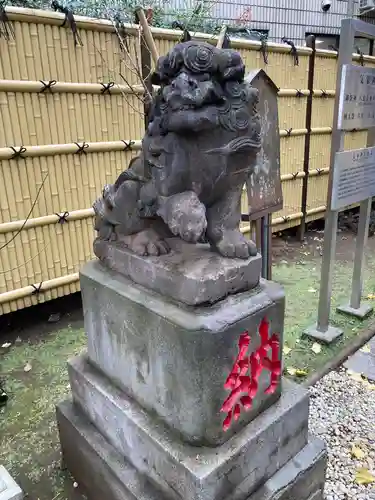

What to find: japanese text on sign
left=338, top=65, right=375, bottom=130
left=331, top=146, right=375, bottom=211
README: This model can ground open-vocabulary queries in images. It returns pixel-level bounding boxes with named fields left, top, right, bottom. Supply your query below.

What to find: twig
left=0, top=173, right=48, bottom=251
left=0, top=240, right=51, bottom=275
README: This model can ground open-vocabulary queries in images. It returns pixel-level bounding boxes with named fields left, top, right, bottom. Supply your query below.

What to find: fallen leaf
left=308, top=288, right=317, bottom=293
left=349, top=372, right=364, bottom=383
left=360, top=344, right=371, bottom=354
left=73, top=482, right=78, bottom=488
left=286, top=367, right=297, bottom=376
left=24, top=362, right=32, bottom=373
left=296, top=338, right=301, bottom=343
left=283, top=346, right=291, bottom=355
left=351, top=445, right=366, bottom=460
left=311, top=342, right=322, bottom=354
left=367, top=294, right=375, bottom=300
left=295, top=369, right=308, bottom=377
left=355, top=468, right=375, bottom=485
left=1, top=342, right=11, bottom=349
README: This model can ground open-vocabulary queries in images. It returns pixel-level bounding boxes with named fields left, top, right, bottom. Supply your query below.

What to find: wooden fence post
left=299, top=34, right=316, bottom=240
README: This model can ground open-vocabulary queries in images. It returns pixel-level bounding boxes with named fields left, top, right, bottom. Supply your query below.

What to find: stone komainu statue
left=93, top=41, right=261, bottom=259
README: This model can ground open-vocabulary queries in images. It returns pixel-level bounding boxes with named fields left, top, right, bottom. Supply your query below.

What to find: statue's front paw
left=169, top=212, right=207, bottom=243
left=157, top=192, right=207, bottom=243
left=214, top=230, right=257, bottom=259
left=120, top=229, right=170, bottom=257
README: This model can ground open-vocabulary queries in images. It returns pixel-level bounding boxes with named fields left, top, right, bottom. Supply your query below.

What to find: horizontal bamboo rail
left=0, top=80, right=145, bottom=94
left=280, top=167, right=329, bottom=182
left=279, top=126, right=332, bottom=137
left=240, top=204, right=327, bottom=235
left=0, top=140, right=142, bottom=160
left=3, top=6, right=312, bottom=54
left=0, top=128, right=334, bottom=160
left=2, top=168, right=327, bottom=234
left=0, top=273, right=79, bottom=304
left=307, top=205, right=326, bottom=215
left=0, top=209, right=95, bottom=233
left=0, top=80, right=336, bottom=97
left=6, top=6, right=375, bottom=64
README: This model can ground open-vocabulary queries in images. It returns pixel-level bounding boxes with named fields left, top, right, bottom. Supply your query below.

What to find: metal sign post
left=305, top=18, right=375, bottom=343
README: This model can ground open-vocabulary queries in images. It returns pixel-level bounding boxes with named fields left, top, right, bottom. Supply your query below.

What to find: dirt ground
left=1, top=222, right=375, bottom=500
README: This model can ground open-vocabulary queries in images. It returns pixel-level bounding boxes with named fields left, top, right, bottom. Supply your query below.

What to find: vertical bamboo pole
left=134, top=7, right=159, bottom=66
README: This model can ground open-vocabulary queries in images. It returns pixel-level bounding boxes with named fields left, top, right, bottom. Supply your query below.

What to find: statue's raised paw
left=213, top=230, right=257, bottom=259
left=157, top=192, right=207, bottom=244
left=119, top=228, right=170, bottom=257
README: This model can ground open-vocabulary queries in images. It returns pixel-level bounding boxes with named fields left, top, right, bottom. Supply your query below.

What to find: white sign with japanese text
left=338, top=65, right=375, bottom=130
left=331, top=146, right=375, bottom=210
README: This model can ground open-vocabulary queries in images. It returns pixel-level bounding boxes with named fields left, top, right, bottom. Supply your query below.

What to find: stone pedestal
left=0, top=467, right=23, bottom=500
left=57, top=260, right=327, bottom=500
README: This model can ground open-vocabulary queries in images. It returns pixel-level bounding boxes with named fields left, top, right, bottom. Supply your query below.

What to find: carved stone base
left=80, top=261, right=285, bottom=446
left=0, top=467, right=23, bottom=500
left=66, top=355, right=309, bottom=500
left=57, top=395, right=326, bottom=500
left=93, top=238, right=262, bottom=306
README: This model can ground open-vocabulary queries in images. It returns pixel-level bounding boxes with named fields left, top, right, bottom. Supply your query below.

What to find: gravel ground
left=309, top=368, right=375, bottom=500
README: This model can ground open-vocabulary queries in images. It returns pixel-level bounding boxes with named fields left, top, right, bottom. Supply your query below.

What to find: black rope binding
left=51, top=1, right=82, bottom=46
left=121, top=140, right=135, bottom=151
left=74, top=142, right=89, bottom=154
left=0, top=2, right=14, bottom=41
left=39, top=80, right=57, bottom=93
left=291, top=172, right=299, bottom=180
left=356, top=47, right=365, bottom=66
left=260, top=37, right=268, bottom=64
left=282, top=216, right=290, bottom=222
left=316, top=168, right=323, bottom=176
left=296, top=89, right=303, bottom=97
left=55, top=211, right=69, bottom=224
left=321, top=90, right=328, bottom=98
left=285, top=128, right=293, bottom=137
left=31, top=282, right=43, bottom=295
left=282, top=37, right=299, bottom=66
left=172, top=21, right=191, bottom=42
left=222, top=33, right=231, bottom=49
left=100, top=82, right=115, bottom=94
left=10, top=146, right=27, bottom=159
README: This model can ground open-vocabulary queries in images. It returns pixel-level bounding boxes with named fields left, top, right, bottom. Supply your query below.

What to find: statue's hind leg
left=206, top=181, right=257, bottom=259
left=94, top=178, right=170, bottom=257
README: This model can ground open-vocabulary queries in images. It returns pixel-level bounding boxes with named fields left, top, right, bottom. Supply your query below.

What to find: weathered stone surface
left=0, top=467, right=23, bottom=500
left=93, top=42, right=264, bottom=261
left=248, top=436, right=327, bottom=500
left=68, top=354, right=309, bottom=500
left=57, top=401, right=161, bottom=500
left=81, top=260, right=285, bottom=445
left=57, top=400, right=323, bottom=500
left=344, top=340, right=375, bottom=381
left=94, top=238, right=262, bottom=306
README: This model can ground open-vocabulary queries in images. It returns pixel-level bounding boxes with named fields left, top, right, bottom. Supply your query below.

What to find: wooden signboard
left=245, top=69, right=283, bottom=219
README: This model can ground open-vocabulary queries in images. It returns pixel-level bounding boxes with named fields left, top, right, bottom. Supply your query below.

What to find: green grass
left=0, top=327, right=87, bottom=499
left=1, top=254, right=375, bottom=498
left=275, top=257, right=375, bottom=376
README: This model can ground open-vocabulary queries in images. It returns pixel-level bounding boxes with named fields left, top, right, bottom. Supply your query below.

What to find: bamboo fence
left=0, top=6, right=374, bottom=314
